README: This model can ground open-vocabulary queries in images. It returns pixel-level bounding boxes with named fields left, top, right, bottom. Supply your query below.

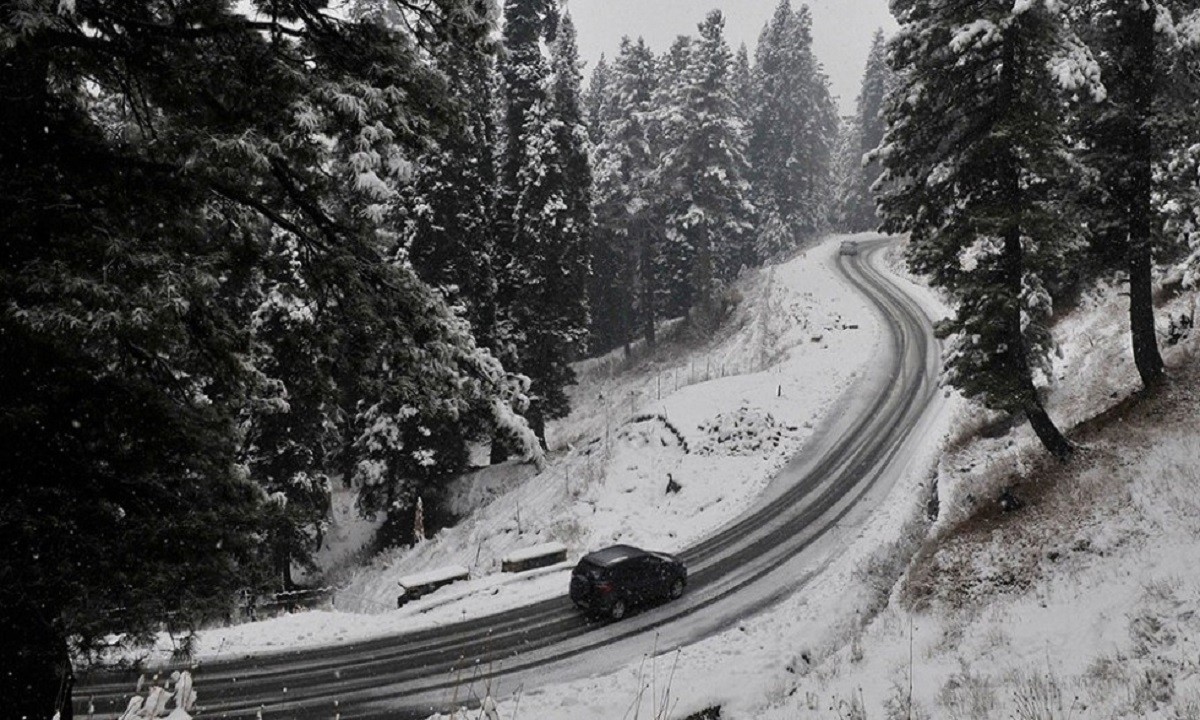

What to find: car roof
left=582, top=544, right=647, bottom=566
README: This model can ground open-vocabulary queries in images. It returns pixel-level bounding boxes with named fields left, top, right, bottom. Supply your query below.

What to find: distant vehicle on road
left=839, top=240, right=860, bottom=256
left=569, top=544, right=687, bottom=620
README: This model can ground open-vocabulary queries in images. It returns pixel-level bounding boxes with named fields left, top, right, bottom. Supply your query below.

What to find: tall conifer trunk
left=999, top=26, right=1071, bottom=461
left=528, top=405, right=548, bottom=450
left=1127, top=3, right=1165, bottom=390
left=1005, top=223, right=1073, bottom=460
left=638, top=220, right=657, bottom=349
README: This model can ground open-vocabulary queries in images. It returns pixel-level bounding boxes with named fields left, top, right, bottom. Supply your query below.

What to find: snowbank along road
left=75, top=239, right=942, bottom=719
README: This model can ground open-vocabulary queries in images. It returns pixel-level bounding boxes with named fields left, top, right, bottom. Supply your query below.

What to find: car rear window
left=573, top=560, right=609, bottom=581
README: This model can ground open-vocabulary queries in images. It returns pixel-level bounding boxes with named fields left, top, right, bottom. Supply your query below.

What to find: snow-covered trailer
left=501, top=542, right=568, bottom=573
left=396, top=565, right=469, bottom=607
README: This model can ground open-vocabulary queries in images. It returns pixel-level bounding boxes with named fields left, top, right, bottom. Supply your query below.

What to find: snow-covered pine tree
left=880, top=0, right=1087, bottom=459
left=0, top=0, right=539, bottom=714
left=500, top=0, right=558, bottom=198
left=1073, top=0, right=1200, bottom=390
left=588, top=95, right=625, bottom=353
left=585, top=54, right=613, bottom=145
left=832, top=115, right=864, bottom=231
left=490, top=0, right=554, bottom=460
left=1157, top=12, right=1200, bottom=272
left=592, top=36, right=661, bottom=354
left=549, top=12, right=595, bottom=323
left=654, top=12, right=756, bottom=329
left=408, top=11, right=503, bottom=350
left=839, top=29, right=891, bottom=232
left=329, top=0, right=542, bottom=550
left=243, top=234, right=339, bottom=589
left=731, top=42, right=756, bottom=129
left=650, top=35, right=698, bottom=320
left=585, top=52, right=626, bottom=355
left=748, top=0, right=839, bottom=258
left=497, top=3, right=592, bottom=444
left=589, top=159, right=625, bottom=353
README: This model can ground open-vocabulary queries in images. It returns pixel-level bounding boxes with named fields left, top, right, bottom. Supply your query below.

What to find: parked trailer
left=240, top=586, right=334, bottom=621
left=501, top=542, right=568, bottom=573
left=396, top=565, right=469, bottom=607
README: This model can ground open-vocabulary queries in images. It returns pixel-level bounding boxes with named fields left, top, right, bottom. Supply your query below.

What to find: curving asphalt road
left=75, top=238, right=942, bottom=720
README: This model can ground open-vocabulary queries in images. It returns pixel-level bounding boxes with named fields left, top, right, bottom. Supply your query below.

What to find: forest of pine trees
left=4, top=0, right=1200, bottom=716
left=835, top=29, right=891, bottom=232
left=587, top=1, right=837, bottom=354
left=0, top=0, right=839, bottom=712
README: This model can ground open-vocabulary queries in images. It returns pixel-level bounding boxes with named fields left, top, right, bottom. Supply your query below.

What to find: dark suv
left=569, top=544, right=687, bottom=620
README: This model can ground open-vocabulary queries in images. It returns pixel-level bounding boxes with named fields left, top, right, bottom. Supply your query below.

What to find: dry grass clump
left=1008, top=669, right=1077, bottom=720
left=852, top=506, right=932, bottom=618
left=938, top=661, right=998, bottom=720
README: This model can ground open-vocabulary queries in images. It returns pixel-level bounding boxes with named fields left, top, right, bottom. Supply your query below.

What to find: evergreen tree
left=839, top=29, right=891, bottom=232
left=490, top=0, right=554, bottom=460
left=655, top=11, right=755, bottom=328
left=832, top=114, right=864, bottom=230
left=408, top=17, right=503, bottom=350
left=650, top=35, right=698, bottom=319
left=587, top=49, right=622, bottom=354
left=500, top=0, right=558, bottom=196
left=585, top=54, right=613, bottom=144
left=731, top=42, right=756, bottom=127
left=356, top=11, right=532, bottom=541
left=243, top=235, right=339, bottom=589
left=748, top=0, right=839, bottom=258
left=1074, top=0, right=1200, bottom=390
left=880, top=0, right=1088, bottom=459
left=593, top=37, right=661, bottom=352
left=498, top=3, right=593, bottom=444
left=0, top=1, right=537, bottom=715
left=588, top=124, right=625, bottom=353
left=550, top=13, right=596, bottom=303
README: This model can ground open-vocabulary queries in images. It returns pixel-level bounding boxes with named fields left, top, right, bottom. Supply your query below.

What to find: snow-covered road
left=76, top=237, right=947, bottom=720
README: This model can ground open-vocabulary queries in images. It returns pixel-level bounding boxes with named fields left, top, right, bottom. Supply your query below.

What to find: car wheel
left=669, top=578, right=684, bottom=599
left=610, top=599, right=627, bottom=620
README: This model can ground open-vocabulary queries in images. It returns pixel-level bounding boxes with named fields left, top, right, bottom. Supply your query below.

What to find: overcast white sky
left=565, top=0, right=898, bottom=115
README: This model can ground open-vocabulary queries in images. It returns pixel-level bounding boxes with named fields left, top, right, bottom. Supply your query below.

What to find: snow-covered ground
left=118, top=233, right=1200, bottom=720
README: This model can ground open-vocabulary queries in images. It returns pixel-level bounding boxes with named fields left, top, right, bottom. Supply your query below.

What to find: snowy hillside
left=409, top=248, right=1200, bottom=720
left=749, top=267, right=1200, bottom=720
left=419, top=240, right=1200, bottom=720
left=107, top=234, right=1200, bottom=720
